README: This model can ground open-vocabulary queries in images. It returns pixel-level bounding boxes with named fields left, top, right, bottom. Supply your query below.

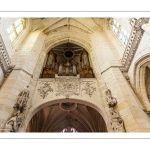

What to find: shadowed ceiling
left=26, top=102, right=107, bottom=132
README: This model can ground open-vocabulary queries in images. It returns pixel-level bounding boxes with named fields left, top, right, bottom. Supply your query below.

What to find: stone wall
left=0, top=18, right=150, bottom=132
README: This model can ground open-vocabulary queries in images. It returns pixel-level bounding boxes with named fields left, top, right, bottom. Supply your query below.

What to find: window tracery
left=7, top=18, right=26, bottom=42
left=110, top=19, right=130, bottom=45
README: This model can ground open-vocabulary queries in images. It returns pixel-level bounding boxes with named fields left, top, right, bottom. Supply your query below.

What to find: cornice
left=121, top=18, right=149, bottom=72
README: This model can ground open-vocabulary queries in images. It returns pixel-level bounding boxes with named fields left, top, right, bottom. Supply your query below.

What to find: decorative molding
left=81, top=81, right=96, bottom=97
left=13, top=68, right=33, bottom=78
left=121, top=18, right=149, bottom=71
left=104, top=89, right=117, bottom=107
left=0, top=34, right=15, bottom=77
left=55, top=76, right=79, bottom=98
left=37, top=82, right=53, bottom=99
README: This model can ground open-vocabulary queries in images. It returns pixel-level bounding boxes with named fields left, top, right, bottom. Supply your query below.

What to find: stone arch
left=24, top=97, right=108, bottom=132
left=38, top=32, right=96, bottom=77
left=133, top=48, right=150, bottom=110
left=44, top=32, right=92, bottom=53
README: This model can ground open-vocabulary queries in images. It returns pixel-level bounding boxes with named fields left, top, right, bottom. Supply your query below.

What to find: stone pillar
left=90, top=31, right=150, bottom=132
left=0, top=30, right=47, bottom=131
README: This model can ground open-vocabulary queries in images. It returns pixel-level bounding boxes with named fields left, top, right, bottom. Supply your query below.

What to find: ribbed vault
left=26, top=102, right=107, bottom=132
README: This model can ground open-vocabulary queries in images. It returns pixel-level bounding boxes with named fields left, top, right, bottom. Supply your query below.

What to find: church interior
left=0, top=17, right=150, bottom=132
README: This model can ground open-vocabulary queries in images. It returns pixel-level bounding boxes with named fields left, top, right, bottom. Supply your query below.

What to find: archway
left=26, top=101, right=107, bottom=132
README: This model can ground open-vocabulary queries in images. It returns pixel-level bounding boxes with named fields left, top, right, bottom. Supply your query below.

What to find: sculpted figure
left=13, top=90, right=29, bottom=112
left=110, top=109, right=125, bottom=132
left=5, top=111, right=23, bottom=132
left=105, top=89, right=117, bottom=107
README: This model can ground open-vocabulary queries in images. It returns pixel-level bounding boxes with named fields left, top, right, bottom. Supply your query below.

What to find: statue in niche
left=13, top=90, right=29, bottom=112
left=105, top=89, right=117, bottom=108
left=80, top=49, right=90, bottom=70
left=110, top=109, right=125, bottom=132
left=46, top=50, right=56, bottom=69
left=5, top=111, right=23, bottom=132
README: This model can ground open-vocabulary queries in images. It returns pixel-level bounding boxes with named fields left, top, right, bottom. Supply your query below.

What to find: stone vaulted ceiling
left=31, top=18, right=106, bottom=34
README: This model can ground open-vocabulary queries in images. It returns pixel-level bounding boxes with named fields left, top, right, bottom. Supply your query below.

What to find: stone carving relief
left=122, top=18, right=149, bottom=71
left=13, top=90, right=29, bottom=112
left=3, top=89, right=29, bottom=132
left=104, top=89, right=117, bottom=107
left=110, top=109, right=125, bottom=132
left=55, top=77, right=79, bottom=98
left=5, top=110, right=24, bottom=132
left=81, top=81, right=96, bottom=97
left=38, top=82, right=53, bottom=99
left=104, top=88, right=125, bottom=132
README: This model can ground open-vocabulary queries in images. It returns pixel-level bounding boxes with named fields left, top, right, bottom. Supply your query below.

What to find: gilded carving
left=81, top=82, right=96, bottom=97
left=38, top=82, right=53, bottom=99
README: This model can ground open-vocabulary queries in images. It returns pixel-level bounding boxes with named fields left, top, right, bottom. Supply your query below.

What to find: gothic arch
left=24, top=97, right=108, bottom=132
left=133, top=48, right=150, bottom=110
left=38, top=31, right=98, bottom=78
left=44, top=31, right=92, bottom=54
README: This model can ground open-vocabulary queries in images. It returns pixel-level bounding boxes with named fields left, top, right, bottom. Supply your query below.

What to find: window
left=61, top=127, right=78, bottom=133
left=111, top=19, right=130, bottom=46
left=7, top=18, right=26, bottom=42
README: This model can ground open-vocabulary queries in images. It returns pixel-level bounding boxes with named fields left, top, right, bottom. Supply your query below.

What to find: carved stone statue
left=47, top=50, right=55, bottom=69
left=80, top=49, right=90, bottom=69
left=13, top=90, right=29, bottom=112
left=110, top=109, right=125, bottom=132
left=5, top=111, right=23, bottom=132
left=105, top=89, right=117, bottom=107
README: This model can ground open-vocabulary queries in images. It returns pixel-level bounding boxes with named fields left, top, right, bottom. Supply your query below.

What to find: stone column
left=0, top=30, right=47, bottom=132
left=89, top=31, right=150, bottom=132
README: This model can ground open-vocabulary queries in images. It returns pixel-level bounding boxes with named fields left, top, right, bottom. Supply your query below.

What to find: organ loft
left=0, top=18, right=150, bottom=132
